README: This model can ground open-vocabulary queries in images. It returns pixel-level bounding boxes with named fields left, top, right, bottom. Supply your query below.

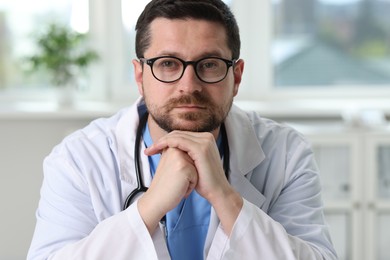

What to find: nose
left=177, top=64, right=203, bottom=93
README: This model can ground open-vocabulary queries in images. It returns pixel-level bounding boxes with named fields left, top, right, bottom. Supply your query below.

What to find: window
left=227, top=0, right=390, bottom=101
left=0, top=0, right=89, bottom=100
left=2, top=0, right=390, bottom=104
left=273, top=0, right=390, bottom=88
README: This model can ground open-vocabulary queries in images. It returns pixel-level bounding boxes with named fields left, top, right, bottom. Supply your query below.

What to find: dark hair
left=135, top=0, right=240, bottom=59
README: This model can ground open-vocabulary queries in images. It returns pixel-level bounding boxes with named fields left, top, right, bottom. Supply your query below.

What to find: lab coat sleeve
left=208, top=200, right=333, bottom=260
left=47, top=204, right=159, bottom=260
left=207, top=138, right=337, bottom=259
left=43, top=202, right=170, bottom=260
left=27, top=152, right=168, bottom=260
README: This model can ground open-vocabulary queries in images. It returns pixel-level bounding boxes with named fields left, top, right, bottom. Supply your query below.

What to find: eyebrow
left=154, top=50, right=228, bottom=60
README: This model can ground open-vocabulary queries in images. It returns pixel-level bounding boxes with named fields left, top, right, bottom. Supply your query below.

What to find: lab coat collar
left=116, top=97, right=148, bottom=185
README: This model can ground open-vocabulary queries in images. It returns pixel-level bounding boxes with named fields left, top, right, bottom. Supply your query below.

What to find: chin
left=151, top=110, right=221, bottom=133
left=172, top=120, right=219, bottom=133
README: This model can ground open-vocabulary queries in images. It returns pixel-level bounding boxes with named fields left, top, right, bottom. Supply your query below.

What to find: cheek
left=222, top=82, right=236, bottom=97
left=208, top=91, right=231, bottom=111
left=140, top=76, right=157, bottom=97
left=142, top=83, right=169, bottom=105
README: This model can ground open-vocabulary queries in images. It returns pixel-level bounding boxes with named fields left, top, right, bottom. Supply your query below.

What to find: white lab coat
left=28, top=97, right=337, bottom=260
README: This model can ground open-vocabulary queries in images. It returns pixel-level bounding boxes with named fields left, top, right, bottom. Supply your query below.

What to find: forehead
left=145, top=18, right=231, bottom=58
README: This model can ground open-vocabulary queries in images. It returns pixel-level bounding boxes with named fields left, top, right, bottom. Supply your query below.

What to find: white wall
left=0, top=114, right=98, bottom=259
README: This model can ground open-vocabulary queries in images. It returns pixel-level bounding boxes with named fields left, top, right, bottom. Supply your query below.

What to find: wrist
left=137, top=194, right=165, bottom=234
left=209, top=187, right=243, bottom=235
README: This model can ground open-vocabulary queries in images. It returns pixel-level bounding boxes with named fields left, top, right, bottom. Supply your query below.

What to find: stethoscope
left=123, top=111, right=230, bottom=210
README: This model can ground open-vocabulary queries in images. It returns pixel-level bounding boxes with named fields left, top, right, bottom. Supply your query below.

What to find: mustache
left=165, top=93, right=211, bottom=109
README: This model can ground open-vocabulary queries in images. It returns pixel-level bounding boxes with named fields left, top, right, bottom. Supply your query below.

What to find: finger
left=145, top=131, right=212, bottom=156
left=143, top=131, right=194, bottom=155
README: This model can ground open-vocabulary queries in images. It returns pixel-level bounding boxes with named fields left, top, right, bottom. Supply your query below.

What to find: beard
left=145, top=91, right=233, bottom=133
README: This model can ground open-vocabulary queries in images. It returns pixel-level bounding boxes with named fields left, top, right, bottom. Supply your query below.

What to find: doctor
left=28, top=0, right=338, bottom=259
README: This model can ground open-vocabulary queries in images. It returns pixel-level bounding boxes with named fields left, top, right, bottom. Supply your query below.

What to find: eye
left=155, top=58, right=181, bottom=70
left=201, top=61, right=218, bottom=70
left=161, top=60, right=175, bottom=68
left=198, top=58, right=224, bottom=72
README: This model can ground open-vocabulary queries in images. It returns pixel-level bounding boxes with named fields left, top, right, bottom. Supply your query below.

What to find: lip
left=174, top=104, right=206, bottom=110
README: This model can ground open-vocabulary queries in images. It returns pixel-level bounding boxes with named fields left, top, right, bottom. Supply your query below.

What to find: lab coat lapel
left=225, top=104, right=267, bottom=209
left=229, top=173, right=266, bottom=209
left=116, top=102, right=138, bottom=184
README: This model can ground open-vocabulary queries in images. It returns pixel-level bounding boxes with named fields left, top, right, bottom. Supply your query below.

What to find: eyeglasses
left=140, top=56, right=236, bottom=83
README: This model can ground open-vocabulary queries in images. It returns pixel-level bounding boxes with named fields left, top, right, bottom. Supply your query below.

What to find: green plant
left=26, top=23, right=99, bottom=87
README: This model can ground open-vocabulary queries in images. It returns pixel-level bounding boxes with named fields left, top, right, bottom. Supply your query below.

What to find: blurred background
left=1, top=0, right=390, bottom=259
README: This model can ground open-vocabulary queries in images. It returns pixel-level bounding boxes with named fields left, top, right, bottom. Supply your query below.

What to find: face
left=133, top=18, right=244, bottom=135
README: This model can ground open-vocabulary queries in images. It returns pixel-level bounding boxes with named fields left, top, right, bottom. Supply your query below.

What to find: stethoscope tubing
left=123, top=112, right=149, bottom=210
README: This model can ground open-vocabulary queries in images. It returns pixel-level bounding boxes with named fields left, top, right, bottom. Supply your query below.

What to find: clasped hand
left=137, top=130, right=243, bottom=235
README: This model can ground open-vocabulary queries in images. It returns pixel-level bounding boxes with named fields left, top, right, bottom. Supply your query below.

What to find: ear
left=132, top=59, right=144, bottom=96
left=232, top=59, right=244, bottom=97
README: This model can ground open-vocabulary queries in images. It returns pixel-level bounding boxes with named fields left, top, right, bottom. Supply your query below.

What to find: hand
left=138, top=146, right=198, bottom=233
left=145, top=131, right=227, bottom=202
left=145, top=130, right=243, bottom=235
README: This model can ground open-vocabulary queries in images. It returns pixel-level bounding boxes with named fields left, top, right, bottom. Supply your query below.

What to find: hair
left=135, top=0, right=240, bottom=59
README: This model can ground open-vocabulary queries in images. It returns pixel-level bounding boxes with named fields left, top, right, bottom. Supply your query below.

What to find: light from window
left=70, top=0, right=89, bottom=34
left=273, top=0, right=390, bottom=87
left=122, top=0, right=150, bottom=31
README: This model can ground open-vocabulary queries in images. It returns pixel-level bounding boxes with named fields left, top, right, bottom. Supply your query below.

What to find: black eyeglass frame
left=139, top=56, right=237, bottom=84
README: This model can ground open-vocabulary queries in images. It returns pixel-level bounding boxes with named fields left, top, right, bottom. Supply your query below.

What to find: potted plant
left=26, top=22, right=99, bottom=105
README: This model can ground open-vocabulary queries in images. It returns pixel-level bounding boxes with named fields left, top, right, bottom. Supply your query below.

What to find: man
left=28, top=0, right=338, bottom=259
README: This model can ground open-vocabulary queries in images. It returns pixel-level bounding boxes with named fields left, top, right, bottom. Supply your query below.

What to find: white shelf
left=302, top=125, right=390, bottom=260
left=0, top=101, right=122, bottom=120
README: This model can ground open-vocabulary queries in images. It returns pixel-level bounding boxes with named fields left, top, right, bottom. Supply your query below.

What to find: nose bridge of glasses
left=182, top=60, right=198, bottom=71
left=181, top=60, right=200, bottom=79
